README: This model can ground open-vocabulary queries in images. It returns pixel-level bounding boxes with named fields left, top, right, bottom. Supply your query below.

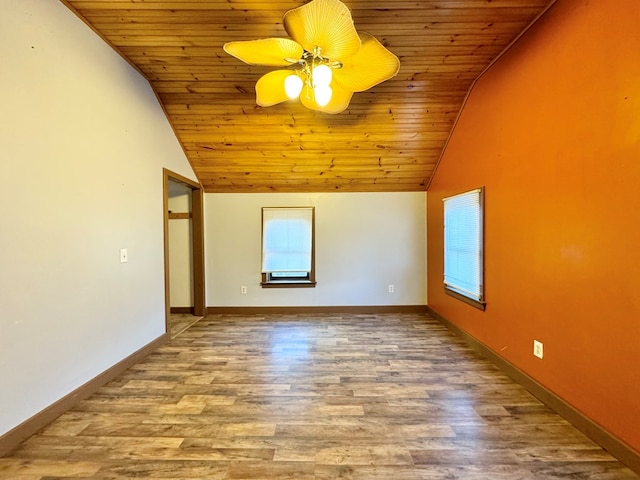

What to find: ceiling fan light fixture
left=314, top=84, right=332, bottom=107
left=312, top=64, right=333, bottom=88
left=223, top=0, right=399, bottom=114
left=284, top=74, right=304, bottom=99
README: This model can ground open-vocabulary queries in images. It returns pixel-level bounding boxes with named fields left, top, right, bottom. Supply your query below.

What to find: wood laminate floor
left=1, top=313, right=637, bottom=479
left=168, top=313, right=204, bottom=338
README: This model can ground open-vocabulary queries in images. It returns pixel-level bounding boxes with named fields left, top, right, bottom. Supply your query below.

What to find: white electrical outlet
left=241, top=286, right=247, bottom=295
left=388, top=284, right=394, bottom=293
left=120, top=248, right=128, bottom=263
left=533, top=340, right=544, bottom=359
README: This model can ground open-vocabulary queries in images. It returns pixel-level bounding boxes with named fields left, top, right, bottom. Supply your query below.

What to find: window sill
left=261, top=281, right=317, bottom=288
left=445, top=287, right=486, bottom=311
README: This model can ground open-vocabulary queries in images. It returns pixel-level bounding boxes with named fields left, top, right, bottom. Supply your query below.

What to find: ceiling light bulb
left=312, top=64, right=332, bottom=87
left=284, top=74, right=303, bottom=99
left=314, top=85, right=332, bottom=107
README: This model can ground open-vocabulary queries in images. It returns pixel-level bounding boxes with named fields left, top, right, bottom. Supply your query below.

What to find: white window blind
left=443, top=189, right=483, bottom=302
left=262, top=207, right=313, bottom=273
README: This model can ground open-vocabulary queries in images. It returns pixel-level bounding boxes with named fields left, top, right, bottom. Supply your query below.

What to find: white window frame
left=261, top=206, right=316, bottom=288
left=443, top=188, right=485, bottom=310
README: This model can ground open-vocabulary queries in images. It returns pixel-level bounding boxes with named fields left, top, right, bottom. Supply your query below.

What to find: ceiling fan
left=223, top=0, right=400, bottom=114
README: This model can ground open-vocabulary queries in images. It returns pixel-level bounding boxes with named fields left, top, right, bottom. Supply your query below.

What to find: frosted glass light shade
left=314, top=85, right=332, bottom=106
left=312, top=64, right=332, bottom=87
left=284, top=74, right=303, bottom=98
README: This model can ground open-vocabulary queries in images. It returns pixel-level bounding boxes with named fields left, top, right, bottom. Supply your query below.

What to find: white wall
left=0, top=1, right=197, bottom=436
left=205, top=192, right=427, bottom=306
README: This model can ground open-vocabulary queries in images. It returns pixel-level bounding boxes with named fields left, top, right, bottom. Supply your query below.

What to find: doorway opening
left=163, top=169, right=205, bottom=337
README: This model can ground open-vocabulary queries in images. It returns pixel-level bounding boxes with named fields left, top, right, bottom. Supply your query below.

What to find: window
left=261, top=207, right=316, bottom=287
left=443, top=188, right=485, bottom=310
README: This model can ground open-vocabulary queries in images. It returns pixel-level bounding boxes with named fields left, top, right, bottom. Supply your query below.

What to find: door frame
left=162, top=168, right=205, bottom=330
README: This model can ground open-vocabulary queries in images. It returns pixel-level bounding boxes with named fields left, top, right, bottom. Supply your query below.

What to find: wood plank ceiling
left=61, top=0, right=554, bottom=193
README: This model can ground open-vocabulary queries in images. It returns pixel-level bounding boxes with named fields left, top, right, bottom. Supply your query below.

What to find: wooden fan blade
left=333, top=32, right=400, bottom=92
left=223, top=38, right=303, bottom=67
left=283, top=0, right=360, bottom=60
left=256, top=70, right=296, bottom=107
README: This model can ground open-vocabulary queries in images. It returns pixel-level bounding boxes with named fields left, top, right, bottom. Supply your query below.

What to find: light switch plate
left=533, top=340, right=543, bottom=359
left=120, top=248, right=128, bottom=263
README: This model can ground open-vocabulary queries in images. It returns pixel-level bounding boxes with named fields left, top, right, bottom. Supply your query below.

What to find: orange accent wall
left=427, top=0, right=640, bottom=453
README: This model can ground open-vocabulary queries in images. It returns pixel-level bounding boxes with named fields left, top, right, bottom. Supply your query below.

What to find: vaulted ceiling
left=61, top=0, right=553, bottom=193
